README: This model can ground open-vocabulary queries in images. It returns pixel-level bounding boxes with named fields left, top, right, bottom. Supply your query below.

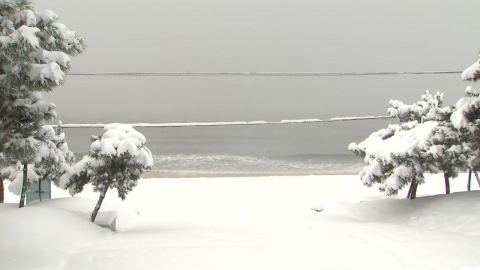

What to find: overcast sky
left=37, top=0, right=480, bottom=124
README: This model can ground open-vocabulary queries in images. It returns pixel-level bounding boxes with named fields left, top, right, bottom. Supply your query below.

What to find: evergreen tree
left=2, top=121, right=75, bottom=200
left=62, top=124, right=153, bottom=222
left=459, top=53, right=480, bottom=190
left=350, top=51, right=480, bottom=198
left=442, top=54, right=480, bottom=190
left=350, top=91, right=470, bottom=198
left=349, top=120, right=433, bottom=198
left=0, top=0, right=86, bottom=207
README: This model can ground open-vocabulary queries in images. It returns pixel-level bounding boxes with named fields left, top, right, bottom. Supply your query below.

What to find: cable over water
left=57, top=115, right=395, bottom=128
left=68, top=71, right=462, bottom=77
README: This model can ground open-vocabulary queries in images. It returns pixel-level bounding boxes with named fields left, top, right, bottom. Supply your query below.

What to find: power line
left=58, top=115, right=395, bottom=128
left=68, top=71, right=462, bottom=77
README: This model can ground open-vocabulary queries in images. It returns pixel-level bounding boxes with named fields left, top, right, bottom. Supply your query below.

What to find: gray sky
left=37, top=0, right=480, bottom=124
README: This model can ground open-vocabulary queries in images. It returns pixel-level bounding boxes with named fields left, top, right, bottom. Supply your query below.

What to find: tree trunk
left=0, top=175, right=4, bottom=203
left=91, top=187, right=108, bottom=222
left=407, top=182, right=413, bottom=199
left=406, top=180, right=414, bottom=199
left=408, top=177, right=418, bottom=200
left=38, top=179, right=42, bottom=201
left=411, top=181, right=418, bottom=199
left=444, top=173, right=450, bottom=194
left=474, top=171, right=480, bottom=188
left=468, top=170, right=472, bottom=191
left=19, top=161, right=28, bottom=208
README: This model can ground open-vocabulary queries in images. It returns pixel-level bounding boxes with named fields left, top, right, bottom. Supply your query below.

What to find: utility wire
left=58, top=115, right=395, bottom=128
left=68, top=71, right=462, bottom=77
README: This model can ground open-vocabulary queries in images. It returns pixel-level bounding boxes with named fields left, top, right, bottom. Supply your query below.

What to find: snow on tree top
left=103, top=123, right=147, bottom=144
left=388, top=90, right=444, bottom=123
left=37, top=125, right=56, bottom=140
left=87, top=124, right=153, bottom=167
left=462, top=60, right=480, bottom=81
left=353, top=121, right=438, bottom=164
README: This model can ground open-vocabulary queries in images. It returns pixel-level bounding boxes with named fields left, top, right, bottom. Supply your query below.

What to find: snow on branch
left=28, top=62, right=65, bottom=85
left=35, top=49, right=71, bottom=69
left=35, top=10, right=59, bottom=27
left=0, top=25, right=40, bottom=48
left=462, top=55, right=480, bottom=82
left=450, top=86, right=480, bottom=131
left=4, top=163, right=40, bottom=195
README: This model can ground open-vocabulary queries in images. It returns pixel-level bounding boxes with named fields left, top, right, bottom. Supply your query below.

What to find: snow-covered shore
left=2, top=174, right=480, bottom=269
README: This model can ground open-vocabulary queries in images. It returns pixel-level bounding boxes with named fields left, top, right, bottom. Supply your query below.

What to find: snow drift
left=321, top=190, right=480, bottom=236
left=0, top=202, right=109, bottom=269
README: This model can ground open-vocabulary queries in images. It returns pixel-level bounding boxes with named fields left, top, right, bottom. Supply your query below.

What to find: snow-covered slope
left=321, top=190, right=480, bottom=236
left=32, top=197, right=140, bottom=231
left=0, top=203, right=109, bottom=269
left=2, top=175, right=480, bottom=269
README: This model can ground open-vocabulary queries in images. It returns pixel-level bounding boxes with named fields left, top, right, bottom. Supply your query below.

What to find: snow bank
left=0, top=203, right=19, bottom=216
left=0, top=202, right=109, bottom=269
left=0, top=196, right=140, bottom=268
left=34, top=197, right=140, bottom=231
left=3, top=175, right=480, bottom=269
left=322, top=190, right=480, bottom=236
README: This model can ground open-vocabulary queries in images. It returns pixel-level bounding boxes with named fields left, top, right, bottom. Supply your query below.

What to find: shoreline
left=141, top=171, right=360, bottom=179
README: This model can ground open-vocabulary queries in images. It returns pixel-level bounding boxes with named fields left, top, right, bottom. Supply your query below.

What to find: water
left=63, top=120, right=392, bottom=178
left=145, top=154, right=364, bottom=178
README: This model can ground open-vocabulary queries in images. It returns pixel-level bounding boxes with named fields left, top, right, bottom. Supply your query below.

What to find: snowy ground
left=2, top=174, right=480, bottom=270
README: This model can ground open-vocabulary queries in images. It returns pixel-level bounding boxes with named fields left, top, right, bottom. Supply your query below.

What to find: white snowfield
left=2, top=174, right=480, bottom=270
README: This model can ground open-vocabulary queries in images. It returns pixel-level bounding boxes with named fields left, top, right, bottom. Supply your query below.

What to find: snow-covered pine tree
left=449, top=54, right=480, bottom=180
left=418, top=98, right=471, bottom=195
left=62, top=124, right=153, bottom=222
left=349, top=120, right=434, bottom=198
left=0, top=0, right=85, bottom=207
left=349, top=91, right=469, bottom=198
left=2, top=122, right=75, bottom=200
